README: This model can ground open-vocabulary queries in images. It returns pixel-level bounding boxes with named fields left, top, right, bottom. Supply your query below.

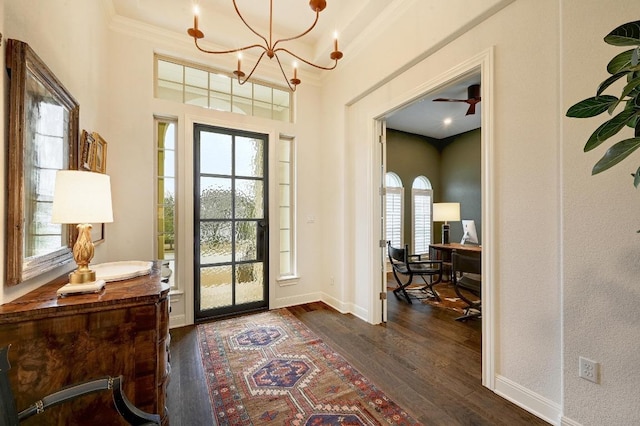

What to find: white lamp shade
left=52, top=170, right=114, bottom=224
left=433, top=202, right=460, bottom=222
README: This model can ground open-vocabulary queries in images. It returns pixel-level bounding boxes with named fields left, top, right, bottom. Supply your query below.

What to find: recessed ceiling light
left=443, top=117, right=452, bottom=125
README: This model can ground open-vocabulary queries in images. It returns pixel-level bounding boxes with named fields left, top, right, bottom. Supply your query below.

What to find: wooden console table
left=0, top=262, right=170, bottom=425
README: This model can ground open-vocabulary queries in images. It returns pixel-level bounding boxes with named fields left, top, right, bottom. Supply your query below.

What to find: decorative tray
left=92, top=261, right=153, bottom=282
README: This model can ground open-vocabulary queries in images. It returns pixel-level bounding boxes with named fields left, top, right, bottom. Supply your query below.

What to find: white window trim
left=277, top=135, right=297, bottom=281
left=154, top=116, right=178, bottom=291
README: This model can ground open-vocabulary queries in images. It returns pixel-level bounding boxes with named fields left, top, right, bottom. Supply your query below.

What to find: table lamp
left=433, top=202, right=460, bottom=244
left=52, top=170, right=113, bottom=296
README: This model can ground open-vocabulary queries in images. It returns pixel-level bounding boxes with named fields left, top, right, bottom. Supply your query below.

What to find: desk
left=429, top=243, right=482, bottom=279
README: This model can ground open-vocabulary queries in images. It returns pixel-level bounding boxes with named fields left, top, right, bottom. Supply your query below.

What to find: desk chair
left=387, top=242, right=443, bottom=304
left=451, top=251, right=482, bottom=321
left=0, top=345, right=161, bottom=426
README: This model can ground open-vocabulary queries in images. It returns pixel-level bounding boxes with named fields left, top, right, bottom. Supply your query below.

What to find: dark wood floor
left=167, top=293, right=549, bottom=425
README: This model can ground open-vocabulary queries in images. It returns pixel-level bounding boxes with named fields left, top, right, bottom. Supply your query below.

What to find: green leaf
left=584, top=109, right=640, bottom=151
left=634, top=167, right=640, bottom=188
left=607, top=76, right=640, bottom=114
left=584, top=121, right=610, bottom=151
left=567, top=95, right=617, bottom=118
left=592, top=137, right=640, bottom=174
left=633, top=47, right=640, bottom=66
left=597, top=72, right=627, bottom=96
left=604, top=21, right=640, bottom=46
left=607, top=49, right=634, bottom=74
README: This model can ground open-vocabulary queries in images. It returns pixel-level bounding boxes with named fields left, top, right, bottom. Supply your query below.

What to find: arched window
left=385, top=172, right=404, bottom=247
left=412, top=176, right=433, bottom=254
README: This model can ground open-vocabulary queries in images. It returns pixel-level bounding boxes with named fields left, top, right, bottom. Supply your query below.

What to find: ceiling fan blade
left=433, top=98, right=467, bottom=102
left=466, top=103, right=476, bottom=115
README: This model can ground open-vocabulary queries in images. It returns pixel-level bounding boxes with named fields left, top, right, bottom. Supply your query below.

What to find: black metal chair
left=387, top=241, right=443, bottom=304
left=0, top=345, right=161, bottom=426
left=451, top=250, right=482, bottom=321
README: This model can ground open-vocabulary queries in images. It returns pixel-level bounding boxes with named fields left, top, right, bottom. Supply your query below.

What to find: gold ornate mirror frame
left=6, top=39, right=79, bottom=285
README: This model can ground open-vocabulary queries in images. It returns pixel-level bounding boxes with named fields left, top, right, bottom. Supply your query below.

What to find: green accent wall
left=386, top=128, right=481, bottom=248
left=441, top=129, right=481, bottom=243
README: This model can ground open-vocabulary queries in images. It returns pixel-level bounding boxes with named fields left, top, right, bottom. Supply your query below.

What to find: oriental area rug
left=197, top=309, right=420, bottom=425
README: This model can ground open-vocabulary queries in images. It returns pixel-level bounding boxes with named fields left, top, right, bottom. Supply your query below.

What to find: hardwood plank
left=289, top=298, right=549, bottom=425
left=166, top=326, right=214, bottom=426
left=168, top=297, right=549, bottom=425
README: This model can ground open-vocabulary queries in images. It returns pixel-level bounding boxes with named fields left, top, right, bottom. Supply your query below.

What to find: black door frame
left=193, top=123, right=269, bottom=321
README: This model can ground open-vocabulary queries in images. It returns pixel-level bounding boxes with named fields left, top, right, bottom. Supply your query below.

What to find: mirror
left=6, top=39, right=79, bottom=286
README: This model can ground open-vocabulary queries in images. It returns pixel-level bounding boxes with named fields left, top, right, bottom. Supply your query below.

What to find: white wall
left=561, top=1, right=640, bottom=424
left=1, top=0, right=110, bottom=304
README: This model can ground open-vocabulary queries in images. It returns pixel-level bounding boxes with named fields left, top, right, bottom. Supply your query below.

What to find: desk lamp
left=433, top=202, right=460, bottom=244
left=52, top=170, right=113, bottom=296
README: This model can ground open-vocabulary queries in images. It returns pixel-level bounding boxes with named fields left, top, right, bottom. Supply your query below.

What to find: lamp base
left=68, top=269, right=96, bottom=284
left=57, top=279, right=106, bottom=297
left=442, top=223, right=450, bottom=245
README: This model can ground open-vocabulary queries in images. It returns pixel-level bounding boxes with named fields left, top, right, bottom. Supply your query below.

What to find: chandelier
left=187, top=0, right=343, bottom=91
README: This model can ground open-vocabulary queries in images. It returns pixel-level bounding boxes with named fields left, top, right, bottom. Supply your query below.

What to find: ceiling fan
left=433, top=84, right=481, bottom=115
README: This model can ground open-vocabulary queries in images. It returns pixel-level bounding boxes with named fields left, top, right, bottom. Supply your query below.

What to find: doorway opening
left=376, top=60, right=493, bottom=387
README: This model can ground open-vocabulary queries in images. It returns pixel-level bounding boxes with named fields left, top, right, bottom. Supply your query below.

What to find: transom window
left=155, top=55, right=292, bottom=122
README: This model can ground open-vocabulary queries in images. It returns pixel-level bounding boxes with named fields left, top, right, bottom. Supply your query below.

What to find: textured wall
left=561, top=1, right=640, bottom=424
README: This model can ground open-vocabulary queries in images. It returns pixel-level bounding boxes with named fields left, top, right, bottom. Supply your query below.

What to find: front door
left=193, top=124, right=268, bottom=320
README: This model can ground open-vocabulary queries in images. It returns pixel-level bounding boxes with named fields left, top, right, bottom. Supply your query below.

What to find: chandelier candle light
left=187, top=0, right=343, bottom=91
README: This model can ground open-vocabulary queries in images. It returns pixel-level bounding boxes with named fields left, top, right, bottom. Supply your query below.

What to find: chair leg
left=391, top=271, right=414, bottom=304
left=418, top=276, right=441, bottom=302
left=455, top=306, right=481, bottom=321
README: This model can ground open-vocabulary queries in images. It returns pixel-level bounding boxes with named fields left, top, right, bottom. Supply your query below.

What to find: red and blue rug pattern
left=197, top=309, right=420, bottom=425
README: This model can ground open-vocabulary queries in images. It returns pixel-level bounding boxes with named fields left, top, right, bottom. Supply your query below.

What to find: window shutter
left=386, top=188, right=403, bottom=247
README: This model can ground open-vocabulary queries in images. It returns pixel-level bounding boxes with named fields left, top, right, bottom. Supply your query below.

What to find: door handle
left=256, top=220, right=266, bottom=262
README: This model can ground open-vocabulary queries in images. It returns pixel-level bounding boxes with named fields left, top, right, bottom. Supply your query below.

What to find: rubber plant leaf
left=584, top=109, right=640, bottom=151
left=606, top=75, right=640, bottom=114
left=597, top=71, right=627, bottom=97
left=566, top=95, right=617, bottom=118
left=607, top=49, right=634, bottom=74
left=592, top=137, right=640, bottom=174
left=604, top=21, right=640, bottom=47
left=634, top=167, right=640, bottom=188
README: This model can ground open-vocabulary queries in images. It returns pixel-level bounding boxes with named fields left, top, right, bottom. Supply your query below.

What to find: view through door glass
left=194, top=124, right=268, bottom=320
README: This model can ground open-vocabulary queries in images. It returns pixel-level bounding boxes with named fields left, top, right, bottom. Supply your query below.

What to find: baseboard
left=494, top=374, right=561, bottom=425
left=272, top=292, right=322, bottom=309
left=169, top=314, right=186, bottom=329
left=560, top=416, right=583, bottom=426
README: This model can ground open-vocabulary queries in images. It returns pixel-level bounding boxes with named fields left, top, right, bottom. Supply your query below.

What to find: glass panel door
left=194, top=124, right=268, bottom=320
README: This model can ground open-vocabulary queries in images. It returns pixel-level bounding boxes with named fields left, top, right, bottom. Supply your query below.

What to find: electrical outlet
left=579, top=356, right=599, bottom=383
